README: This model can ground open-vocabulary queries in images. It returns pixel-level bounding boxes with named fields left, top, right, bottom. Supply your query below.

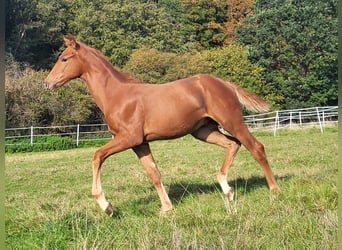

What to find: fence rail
left=244, top=106, right=338, bottom=135
left=5, top=106, right=338, bottom=148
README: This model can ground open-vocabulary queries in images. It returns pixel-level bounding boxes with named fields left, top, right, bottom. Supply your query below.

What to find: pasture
left=5, top=127, right=338, bottom=249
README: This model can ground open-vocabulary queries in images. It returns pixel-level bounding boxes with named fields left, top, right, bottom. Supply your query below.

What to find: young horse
left=44, top=34, right=280, bottom=216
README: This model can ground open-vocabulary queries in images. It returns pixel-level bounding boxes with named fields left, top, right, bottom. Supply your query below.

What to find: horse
left=44, top=34, right=280, bottom=216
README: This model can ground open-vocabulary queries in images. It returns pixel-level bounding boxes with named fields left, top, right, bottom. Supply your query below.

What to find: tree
left=204, top=44, right=273, bottom=103
left=180, top=0, right=228, bottom=49
left=225, top=0, right=255, bottom=44
left=6, top=0, right=194, bottom=68
left=67, top=0, right=190, bottom=67
left=237, top=0, right=338, bottom=109
left=5, top=0, right=69, bottom=69
left=123, top=46, right=210, bottom=83
left=5, top=54, right=100, bottom=127
left=123, top=44, right=271, bottom=107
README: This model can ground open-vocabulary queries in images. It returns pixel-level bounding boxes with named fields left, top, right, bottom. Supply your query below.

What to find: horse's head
left=44, top=34, right=83, bottom=91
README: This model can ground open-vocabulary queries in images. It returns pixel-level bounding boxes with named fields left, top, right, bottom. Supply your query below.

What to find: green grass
left=5, top=127, right=338, bottom=249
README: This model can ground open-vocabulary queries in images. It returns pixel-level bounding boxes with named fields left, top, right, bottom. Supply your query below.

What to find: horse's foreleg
left=133, top=143, right=173, bottom=213
left=92, top=137, right=133, bottom=216
left=92, top=156, right=113, bottom=216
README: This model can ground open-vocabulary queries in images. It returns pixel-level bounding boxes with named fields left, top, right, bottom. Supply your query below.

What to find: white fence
left=5, top=106, right=338, bottom=147
left=244, top=106, right=338, bottom=135
left=5, top=123, right=113, bottom=147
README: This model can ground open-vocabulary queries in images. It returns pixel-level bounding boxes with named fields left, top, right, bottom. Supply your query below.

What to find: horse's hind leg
left=233, top=124, right=280, bottom=193
left=133, top=143, right=173, bottom=213
left=192, top=124, right=241, bottom=201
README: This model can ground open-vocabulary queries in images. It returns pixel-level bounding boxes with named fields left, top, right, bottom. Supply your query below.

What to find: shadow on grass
left=109, top=174, right=293, bottom=219
left=168, top=174, right=293, bottom=204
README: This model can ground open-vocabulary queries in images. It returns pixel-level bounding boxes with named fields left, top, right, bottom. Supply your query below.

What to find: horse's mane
left=80, top=41, right=146, bottom=84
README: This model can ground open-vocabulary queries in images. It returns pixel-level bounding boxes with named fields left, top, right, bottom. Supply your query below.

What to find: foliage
left=5, top=128, right=338, bottom=248
left=67, top=0, right=192, bottom=67
left=5, top=0, right=338, bottom=127
left=5, top=135, right=112, bottom=153
left=203, top=44, right=277, bottom=104
left=124, top=44, right=274, bottom=104
left=123, top=46, right=210, bottom=83
left=5, top=0, right=231, bottom=67
left=5, top=54, right=101, bottom=127
left=236, top=0, right=338, bottom=109
left=5, top=0, right=68, bottom=69
left=5, top=136, right=76, bottom=153
left=225, top=0, right=255, bottom=44
left=179, top=0, right=228, bottom=49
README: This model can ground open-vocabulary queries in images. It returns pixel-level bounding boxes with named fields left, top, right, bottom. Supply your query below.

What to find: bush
left=5, top=136, right=76, bottom=153
left=5, top=53, right=102, bottom=128
left=123, top=46, right=210, bottom=83
left=123, top=44, right=274, bottom=104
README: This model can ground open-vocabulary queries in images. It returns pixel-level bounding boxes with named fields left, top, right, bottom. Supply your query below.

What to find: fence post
left=316, top=107, right=323, bottom=133
left=30, top=126, right=34, bottom=146
left=299, top=112, right=302, bottom=127
left=273, top=111, right=279, bottom=136
left=76, top=124, right=80, bottom=147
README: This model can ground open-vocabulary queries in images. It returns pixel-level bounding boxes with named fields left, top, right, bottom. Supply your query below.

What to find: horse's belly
left=143, top=115, right=210, bottom=141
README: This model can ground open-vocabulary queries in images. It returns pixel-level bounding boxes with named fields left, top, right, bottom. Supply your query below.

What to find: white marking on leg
left=218, top=176, right=234, bottom=201
left=219, top=178, right=237, bottom=214
left=97, top=198, right=109, bottom=211
left=95, top=190, right=110, bottom=212
left=159, top=181, right=173, bottom=212
left=217, top=173, right=231, bottom=194
left=220, top=181, right=232, bottom=195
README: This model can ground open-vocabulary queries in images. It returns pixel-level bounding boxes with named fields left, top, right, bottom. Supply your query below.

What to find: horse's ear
left=64, top=33, right=80, bottom=50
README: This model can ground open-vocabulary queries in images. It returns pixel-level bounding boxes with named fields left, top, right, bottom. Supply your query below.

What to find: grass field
left=5, top=127, right=338, bottom=249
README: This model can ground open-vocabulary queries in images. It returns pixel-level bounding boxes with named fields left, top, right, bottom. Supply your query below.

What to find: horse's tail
left=226, top=82, right=271, bottom=113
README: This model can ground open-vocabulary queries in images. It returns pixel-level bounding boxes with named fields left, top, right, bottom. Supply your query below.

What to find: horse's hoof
left=160, top=205, right=174, bottom=216
left=270, top=186, right=280, bottom=194
left=226, top=188, right=234, bottom=201
left=105, top=202, right=114, bottom=217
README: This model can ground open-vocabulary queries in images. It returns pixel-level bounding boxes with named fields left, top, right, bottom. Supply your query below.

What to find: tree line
left=5, top=0, right=337, bottom=128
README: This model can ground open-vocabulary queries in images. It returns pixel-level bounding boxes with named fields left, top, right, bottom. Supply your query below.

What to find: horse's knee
left=255, top=140, right=265, bottom=152
left=226, top=139, right=240, bottom=154
left=253, top=141, right=268, bottom=162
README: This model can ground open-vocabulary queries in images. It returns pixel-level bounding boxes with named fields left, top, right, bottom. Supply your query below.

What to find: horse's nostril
left=43, top=82, right=53, bottom=90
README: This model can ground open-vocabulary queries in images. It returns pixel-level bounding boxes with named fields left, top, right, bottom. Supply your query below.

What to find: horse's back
left=132, top=74, right=240, bottom=141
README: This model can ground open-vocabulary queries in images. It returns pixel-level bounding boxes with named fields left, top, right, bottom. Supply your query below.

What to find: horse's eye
left=61, top=58, right=68, bottom=62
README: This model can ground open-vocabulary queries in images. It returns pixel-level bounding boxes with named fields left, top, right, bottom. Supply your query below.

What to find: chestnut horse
left=44, top=34, right=279, bottom=216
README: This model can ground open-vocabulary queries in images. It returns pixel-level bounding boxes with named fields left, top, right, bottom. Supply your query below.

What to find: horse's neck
left=79, top=49, right=142, bottom=113
left=79, top=58, right=121, bottom=112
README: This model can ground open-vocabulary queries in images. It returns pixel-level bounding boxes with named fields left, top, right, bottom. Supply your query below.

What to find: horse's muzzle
left=43, top=81, right=57, bottom=91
